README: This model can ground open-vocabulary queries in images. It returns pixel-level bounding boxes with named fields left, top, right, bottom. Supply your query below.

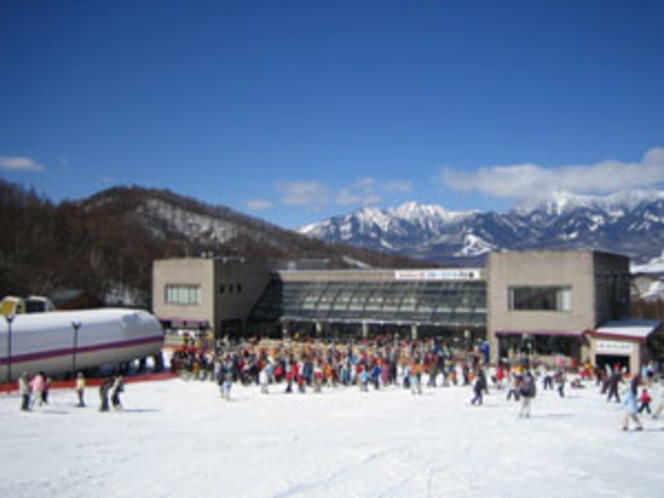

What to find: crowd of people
left=14, top=335, right=664, bottom=430
left=17, top=371, right=125, bottom=413
left=169, top=336, right=664, bottom=429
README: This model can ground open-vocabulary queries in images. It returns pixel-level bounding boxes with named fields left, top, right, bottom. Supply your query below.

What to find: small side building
left=487, top=250, right=657, bottom=372
left=152, top=257, right=271, bottom=346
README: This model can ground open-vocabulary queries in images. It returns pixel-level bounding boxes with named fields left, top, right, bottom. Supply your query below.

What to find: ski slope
left=0, top=378, right=662, bottom=497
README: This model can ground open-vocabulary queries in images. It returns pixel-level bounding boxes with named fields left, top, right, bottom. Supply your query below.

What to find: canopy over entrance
left=588, top=319, right=660, bottom=342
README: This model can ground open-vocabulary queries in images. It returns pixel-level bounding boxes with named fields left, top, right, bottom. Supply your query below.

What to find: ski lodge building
left=153, top=250, right=660, bottom=373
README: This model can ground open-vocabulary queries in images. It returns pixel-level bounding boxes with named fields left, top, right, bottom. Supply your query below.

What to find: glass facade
left=248, top=277, right=487, bottom=331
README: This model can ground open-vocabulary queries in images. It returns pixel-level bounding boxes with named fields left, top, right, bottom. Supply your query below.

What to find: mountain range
left=3, top=179, right=664, bottom=307
left=0, top=181, right=422, bottom=306
left=300, top=190, right=664, bottom=268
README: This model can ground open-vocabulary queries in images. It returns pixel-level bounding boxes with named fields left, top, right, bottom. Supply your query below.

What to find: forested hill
left=0, top=180, right=424, bottom=307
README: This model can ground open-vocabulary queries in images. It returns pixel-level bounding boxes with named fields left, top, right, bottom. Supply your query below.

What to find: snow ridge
left=301, top=190, right=664, bottom=267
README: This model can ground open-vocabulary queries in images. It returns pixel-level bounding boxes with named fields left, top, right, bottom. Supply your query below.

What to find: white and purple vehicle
left=0, top=308, right=164, bottom=383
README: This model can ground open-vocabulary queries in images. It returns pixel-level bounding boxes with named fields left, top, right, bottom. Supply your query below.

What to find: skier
left=259, top=366, right=269, bottom=394
left=650, top=375, right=664, bottom=420
left=554, top=369, right=566, bottom=398
left=359, top=366, right=369, bottom=392
left=42, top=375, right=52, bottom=405
left=18, top=372, right=31, bottom=411
left=220, top=370, right=232, bottom=400
left=371, top=362, right=381, bottom=390
left=638, top=388, right=652, bottom=415
left=99, top=378, right=112, bottom=412
left=470, top=369, right=488, bottom=406
left=606, top=367, right=622, bottom=403
left=410, top=361, right=423, bottom=395
left=29, top=372, right=45, bottom=408
left=75, top=372, right=86, bottom=407
left=313, top=363, right=323, bottom=393
left=518, top=371, right=536, bottom=418
left=541, top=365, right=554, bottom=390
left=621, top=382, right=643, bottom=431
left=506, top=373, right=521, bottom=402
left=111, top=375, right=124, bottom=409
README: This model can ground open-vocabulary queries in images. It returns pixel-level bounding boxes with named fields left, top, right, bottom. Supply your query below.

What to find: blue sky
left=1, top=1, right=664, bottom=229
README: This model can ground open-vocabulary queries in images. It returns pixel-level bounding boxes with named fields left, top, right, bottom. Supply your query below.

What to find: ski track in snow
left=1, top=378, right=663, bottom=497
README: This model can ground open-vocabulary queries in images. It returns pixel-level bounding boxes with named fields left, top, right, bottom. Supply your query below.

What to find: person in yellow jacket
left=75, top=372, right=86, bottom=407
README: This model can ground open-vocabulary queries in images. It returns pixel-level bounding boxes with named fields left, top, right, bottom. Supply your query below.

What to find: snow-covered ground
left=1, top=378, right=662, bottom=498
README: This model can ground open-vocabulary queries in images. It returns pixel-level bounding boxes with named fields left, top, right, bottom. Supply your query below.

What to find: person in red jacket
left=638, top=388, right=652, bottom=414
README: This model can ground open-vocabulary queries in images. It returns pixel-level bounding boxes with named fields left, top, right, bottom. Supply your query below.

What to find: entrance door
left=595, top=354, right=630, bottom=373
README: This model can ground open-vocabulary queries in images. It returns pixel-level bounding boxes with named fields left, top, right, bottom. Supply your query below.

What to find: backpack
left=520, top=375, right=535, bottom=398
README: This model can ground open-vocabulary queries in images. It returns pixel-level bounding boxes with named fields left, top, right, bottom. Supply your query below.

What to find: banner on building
left=395, top=269, right=482, bottom=281
left=596, top=340, right=633, bottom=355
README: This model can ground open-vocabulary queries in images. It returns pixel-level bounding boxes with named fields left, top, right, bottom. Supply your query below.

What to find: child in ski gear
left=638, top=388, right=652, bottom=414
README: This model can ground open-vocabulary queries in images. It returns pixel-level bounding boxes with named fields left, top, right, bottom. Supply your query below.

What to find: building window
left=509, top=286, right=571, bottom=311
left=165, top=285, right=202, bottom=305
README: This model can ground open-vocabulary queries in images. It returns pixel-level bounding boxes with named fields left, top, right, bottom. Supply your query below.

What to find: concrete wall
left=487, top=250, right=631, bottom=365
left=153, top=258, right=271, bottom=337
left=488, top=251, right=596, bottom=337
left=214, top=259, right=271, bottom=327
left=152, top=258, right=215, bottom=326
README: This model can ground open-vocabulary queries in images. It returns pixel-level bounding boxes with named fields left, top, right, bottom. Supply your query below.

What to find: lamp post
left=71, top=321, right=82, bottom=379
left=4, top=314, right=15, bottom=383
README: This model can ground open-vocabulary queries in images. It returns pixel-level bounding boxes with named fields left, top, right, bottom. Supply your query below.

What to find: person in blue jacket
left=621, top=380, right=643, bottom=431
left=371, top=363, right=382, bottom=390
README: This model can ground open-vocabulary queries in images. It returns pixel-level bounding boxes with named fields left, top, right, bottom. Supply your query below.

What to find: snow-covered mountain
left=300, top=191, right=664, bottom=268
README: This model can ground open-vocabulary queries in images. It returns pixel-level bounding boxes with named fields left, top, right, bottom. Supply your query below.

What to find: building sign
left=596, top=340, right=633, bottom=355
left=395, top=269, right=482, bottom=281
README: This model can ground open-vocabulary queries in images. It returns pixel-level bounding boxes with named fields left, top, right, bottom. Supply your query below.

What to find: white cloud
left=437, top=147, right=664, bottom=198
left=336, top=177, right=383, bottom=206
left=274, top=177, right=412, bottom=211
left=383, top=180, right=413, bottom=193
left=246, top=198, right=273, bottom=211
left=276, top=181, right=330, bottom=209
left=0, top=156, right=45, bottom=172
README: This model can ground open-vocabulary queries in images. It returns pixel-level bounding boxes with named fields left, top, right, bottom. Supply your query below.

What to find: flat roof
left=495, top=329, right=585, bottom=338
